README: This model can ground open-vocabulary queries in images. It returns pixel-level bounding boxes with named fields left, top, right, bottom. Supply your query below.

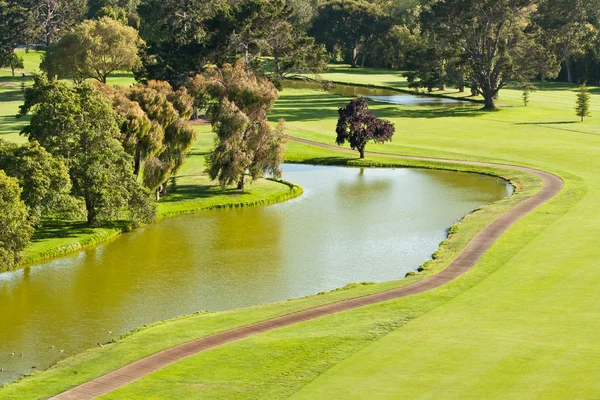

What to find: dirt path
left=51, top=138, right=563, bottom=400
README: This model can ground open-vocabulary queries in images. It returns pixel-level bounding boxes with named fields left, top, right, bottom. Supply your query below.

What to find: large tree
left=311, top=0, right=391, bottom=68
left=421, top=0, right=560, bottom=109
left=0, top=1, right=34, bottom=66
left=19, top=76, right=156, bottom=225
left=0, top=170, right=34, bottom=271
left=137, top=0, right=327, bottom=86
left=188, top=62, right=287, bottom=190
left=535, top=0, right=600, bottom=83
left=22, top=0, right=87, bottom=47
left=336, top=97, right=395, bottom=159
left=41, top=16, right=144, bottom=83
left=124, top=81, right=197, bottom=199
left=0, top=139, right=78, bottom=225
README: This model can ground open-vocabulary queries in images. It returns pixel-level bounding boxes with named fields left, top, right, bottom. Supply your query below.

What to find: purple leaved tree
left=336, top=97, right=395, bottom=158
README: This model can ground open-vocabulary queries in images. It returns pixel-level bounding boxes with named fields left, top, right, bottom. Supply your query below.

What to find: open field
left=1, top=62, right=598, bottom=399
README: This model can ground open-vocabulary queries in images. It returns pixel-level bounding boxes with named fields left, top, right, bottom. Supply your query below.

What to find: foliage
left=0, top=1, right=33, bottom=65
left=0, top=139, right=80, bottom=225
left=41, top=16, right=144, bottom=83
left=137, top=0, right=327, bottom=86
left=335, top=97, right=395, bottom=158
left=124, top=81, right=197, bottom=198
left=535, top=0, right=600, bottom=83
left=421, top=0, right=560, bottom=109
left=8, top=52, right=24, bottom=77
left=311, top=0, right=391, bottom=68
left=188, top=62, right=286, bottom=190
left=575, top=83, right=591, bottom=121
left=20, top=0, right=87, bottom=46
left=520, top=81, right=537, bottom=107
left=18, top=76, right=156, bottom=225
left=0, top=170, right=34, bottom=270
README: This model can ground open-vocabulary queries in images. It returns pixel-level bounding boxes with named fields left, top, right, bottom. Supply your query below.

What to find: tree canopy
left=336, top=97, right=395, bottom=158
left=19, top=76, right=156, bottom=225
left=42, top=16, right=144, bottom=83
left=188, top=62, right=286, bottom=190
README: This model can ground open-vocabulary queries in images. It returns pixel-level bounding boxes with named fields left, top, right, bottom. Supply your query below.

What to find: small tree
left=188, top=62, right=287, bottom=190
left=42, top=16, right=144, bottom=83
left=520, top=82, right=537, bottom=107
left=0, top=170, right=34, bottom=271
left=336, top=97, right=395, bottom=158
left=8, top=52, right=24, bottom=77
left=575, top=83, right=591, bottom=121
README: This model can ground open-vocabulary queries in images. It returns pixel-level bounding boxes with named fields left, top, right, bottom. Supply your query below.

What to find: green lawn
left=2, top=64, right=599, bottom=399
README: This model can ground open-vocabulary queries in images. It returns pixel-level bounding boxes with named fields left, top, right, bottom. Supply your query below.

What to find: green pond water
left=282, top=80, right=470, bottom=106
left=0, top=164, right=511, bottom=384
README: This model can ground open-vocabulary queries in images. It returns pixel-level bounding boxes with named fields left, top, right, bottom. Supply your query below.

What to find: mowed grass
left=2, top=64, right=598, bottom=399
left=82, top=74, right=600, bottom=399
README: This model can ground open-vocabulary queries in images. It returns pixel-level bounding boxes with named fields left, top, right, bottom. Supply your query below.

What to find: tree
left=41, top=17, right=144, bottom=83
left=536, top=0, right=600, bottom=83
left=0, top=1, right=34, bottom=66
left=124, top=81, right=197, bottom=199
left=311, top=0, right=390, bottom=68
left=336, top=97, right=395, bottom=159
left=0, top=139, right=79, bottom=225
left=188, top=62, right=287, bottom=190
left=22, top=0, right=87, bottom=47
left=19, top=76, right=156, bottom=225
left=421, top=0, right=560, bottom=109
left=575, top=83, right=591, bottom=121
left=0, top=170, right=34, bottom=271
left=520, top=81, right=537, bottom=107
left=8, top=52, right=24, bottom=77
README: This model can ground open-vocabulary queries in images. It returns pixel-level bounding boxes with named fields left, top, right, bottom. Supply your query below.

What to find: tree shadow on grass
left=30, top=220, right=127, bottom=243
left=516, top=121, right=577, bottom=126
left=290, top=157, right=357, bottom=166
left=160, top=184, right=241, bottom=203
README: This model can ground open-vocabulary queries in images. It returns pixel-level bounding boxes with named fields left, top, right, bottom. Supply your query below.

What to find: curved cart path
left=51, top=138, right=563, bottom=399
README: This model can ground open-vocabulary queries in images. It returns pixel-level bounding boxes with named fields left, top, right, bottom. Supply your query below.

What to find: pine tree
left=575, top=84, right=591, bottom=121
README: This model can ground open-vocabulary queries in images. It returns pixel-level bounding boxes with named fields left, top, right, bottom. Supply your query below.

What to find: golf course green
left=0, top=59, right=598, bottom=399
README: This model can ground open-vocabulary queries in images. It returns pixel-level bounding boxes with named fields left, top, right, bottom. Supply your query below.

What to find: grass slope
left=2, top=65, right=597, bottom=399
left=93, top=73, right=596, bottom=399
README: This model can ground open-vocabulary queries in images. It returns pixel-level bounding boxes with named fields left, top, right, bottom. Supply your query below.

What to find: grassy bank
left=2, top=63, right=598, bottom=399
left=0, top=139, right=541, bottom=398
left=13, top=126, right=300, bottom=270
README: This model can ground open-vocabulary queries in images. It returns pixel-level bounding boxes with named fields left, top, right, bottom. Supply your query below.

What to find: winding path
left=51, top=138, right=563, bottom=400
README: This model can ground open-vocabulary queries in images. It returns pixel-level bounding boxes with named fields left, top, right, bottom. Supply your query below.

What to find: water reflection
left=0, top=164, right=510, bottom=384
left=282, top=80, right=469, bottom=106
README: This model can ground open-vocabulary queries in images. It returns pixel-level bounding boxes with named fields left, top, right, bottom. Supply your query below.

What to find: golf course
left=0, top=41, right=598, bottom=399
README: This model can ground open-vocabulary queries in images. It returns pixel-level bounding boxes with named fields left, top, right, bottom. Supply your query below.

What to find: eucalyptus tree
left=21, top=0, right=87, bottom=46
left=421, top=0, right=560, bottom=109
left=188, top=62, right=287, bottom=190
left=19, top=76, right=156, bottom=225
left=336, top=97, right=395, bottom=159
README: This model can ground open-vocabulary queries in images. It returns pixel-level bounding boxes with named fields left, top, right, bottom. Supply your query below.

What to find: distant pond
left=0, top=164, right=511, bottom=384
left=282, top=79, right=470, bottom=106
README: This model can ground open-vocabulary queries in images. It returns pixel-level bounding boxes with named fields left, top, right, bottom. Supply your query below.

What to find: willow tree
left=336, top=97, right=395, bottom=159
left=188, top=62, right=286, bottom=190
left=124, top=81, right=196, bottom=200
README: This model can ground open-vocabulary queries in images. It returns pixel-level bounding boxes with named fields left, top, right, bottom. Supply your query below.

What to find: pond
left=0, top=164, right=512, bottom=384
left=282, top=80, right=470, bottom=106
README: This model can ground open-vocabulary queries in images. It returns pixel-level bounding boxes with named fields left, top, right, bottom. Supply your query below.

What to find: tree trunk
left=191, top=107, right=199, bottom=120
left=359, top=147, right=365, bottom=159
left=483, top=93, right=496, bottom=110
left=351, top=47, right=358, bottom=68
left=85, top=199, right=96, bottom=225
left=564, top=47, right=573, bottom=84
left=237, top=175, right=245, bottom=190
left=11, top=68, right=15, bottom=77
left=458, top=84, right=465, bottom=93
left=439, top=81, right=445, bottom=91
left=134, top=146, right=142, bottom=176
